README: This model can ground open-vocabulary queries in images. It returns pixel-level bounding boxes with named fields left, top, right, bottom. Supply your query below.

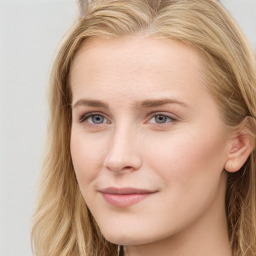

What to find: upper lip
left=100, top=187, right=157, bottom=195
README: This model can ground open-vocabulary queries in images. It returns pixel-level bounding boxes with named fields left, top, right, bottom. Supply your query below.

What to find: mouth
left=99, top=187, right=157, bottom=207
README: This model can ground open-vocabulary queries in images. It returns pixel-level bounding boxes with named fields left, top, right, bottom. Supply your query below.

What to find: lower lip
left=101, top=193, right=152, bottom=207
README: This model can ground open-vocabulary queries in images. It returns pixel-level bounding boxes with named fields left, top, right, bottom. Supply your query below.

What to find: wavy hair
left=31, top=0, right=256, bottom=255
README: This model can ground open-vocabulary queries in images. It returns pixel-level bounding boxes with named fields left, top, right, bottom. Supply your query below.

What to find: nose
left=103, top=125, right=142, bottom=173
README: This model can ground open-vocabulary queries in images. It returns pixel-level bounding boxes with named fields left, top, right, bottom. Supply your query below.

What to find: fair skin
left=69, top=35, right=242, bottom=256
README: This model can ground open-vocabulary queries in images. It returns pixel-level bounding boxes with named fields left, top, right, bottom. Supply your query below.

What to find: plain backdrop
left=0, top=1, right=255, bottom=255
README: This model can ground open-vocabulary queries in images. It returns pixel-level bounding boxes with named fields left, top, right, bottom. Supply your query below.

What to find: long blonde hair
left=31, top=0, right=256, bottom=255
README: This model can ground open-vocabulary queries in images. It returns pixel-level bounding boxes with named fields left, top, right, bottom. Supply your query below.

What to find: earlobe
left=224, top=132, right=254, bottom=173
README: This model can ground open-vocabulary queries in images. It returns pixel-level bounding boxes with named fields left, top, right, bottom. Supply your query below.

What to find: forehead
left=70, top=35, right=206, bottom=104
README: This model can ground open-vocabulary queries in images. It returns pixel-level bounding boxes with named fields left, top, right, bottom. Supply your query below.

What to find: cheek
left=70, top=131, right=105, bottom=187
left=137, top=129, right=227, bottom=233
left=144, top=128, right=226, bottom=187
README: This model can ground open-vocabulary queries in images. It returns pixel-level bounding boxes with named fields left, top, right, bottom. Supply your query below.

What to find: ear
left=224, top=128, right=254, bottom=173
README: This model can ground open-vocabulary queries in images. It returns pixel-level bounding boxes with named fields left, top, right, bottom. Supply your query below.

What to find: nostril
left=105, top=162, right=134, bottom=173
left=103, top=132, right=142, bottom=172
left=104, top=155, right=142, bottom=173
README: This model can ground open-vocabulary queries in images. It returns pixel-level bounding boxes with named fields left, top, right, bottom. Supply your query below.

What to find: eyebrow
left=140, top=98, right=189, bottom=108
left=72, top=98, right=189, bottom=109
left=72, top=99, right=109, bottom=109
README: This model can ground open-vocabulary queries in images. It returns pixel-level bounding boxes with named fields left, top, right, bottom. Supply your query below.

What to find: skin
left=70, top=35, right=234, bottom=256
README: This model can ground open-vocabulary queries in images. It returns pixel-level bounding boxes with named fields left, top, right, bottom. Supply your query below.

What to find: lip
left=100, top=187, right=157, bottom=207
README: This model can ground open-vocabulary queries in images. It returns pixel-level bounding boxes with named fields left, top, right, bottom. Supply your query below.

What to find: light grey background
left=0, top=1, right=255, bottom=255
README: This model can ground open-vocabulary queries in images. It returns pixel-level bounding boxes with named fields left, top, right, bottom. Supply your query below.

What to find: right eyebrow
left=72, top=99, right=109, bottom=109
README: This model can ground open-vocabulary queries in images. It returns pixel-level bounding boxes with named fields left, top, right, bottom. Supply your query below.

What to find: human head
left=31, top=1, right=256, bottom=255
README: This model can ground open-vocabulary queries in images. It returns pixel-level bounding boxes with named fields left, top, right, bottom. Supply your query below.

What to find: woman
left=31, top=0, right=256, bottom=255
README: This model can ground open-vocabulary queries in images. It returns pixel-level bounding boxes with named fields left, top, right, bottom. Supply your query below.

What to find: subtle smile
left=100, top=187, right=157, bottom=207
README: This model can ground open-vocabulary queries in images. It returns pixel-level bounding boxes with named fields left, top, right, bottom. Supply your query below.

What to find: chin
left=100, top=227, right=160, bottom=246
left=102, top=230, right=138, bottom=245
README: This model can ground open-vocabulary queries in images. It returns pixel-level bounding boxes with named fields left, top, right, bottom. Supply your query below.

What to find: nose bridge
left=104, top=121, right=142, bottom=172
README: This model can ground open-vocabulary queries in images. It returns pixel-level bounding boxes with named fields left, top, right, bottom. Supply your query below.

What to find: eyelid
left=79, top=112, right=110, bottom=124
left=148, top=111, right=178, bottom=119
left=77, top=111, right=178, bottom=126
left=146, top=112, right=178, bottom=124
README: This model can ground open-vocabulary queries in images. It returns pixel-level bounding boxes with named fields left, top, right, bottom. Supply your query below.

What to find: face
left=70, top=36, right=230, bottom=247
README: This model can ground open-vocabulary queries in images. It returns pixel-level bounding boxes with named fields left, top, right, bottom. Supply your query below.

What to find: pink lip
left=100, top=187, right=156, bottom=207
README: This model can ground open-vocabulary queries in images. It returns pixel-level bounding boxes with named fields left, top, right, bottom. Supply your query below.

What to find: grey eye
left=155, top=115, right=168, bottom=123
left=89, top=115, right=106, bottom=124
left=150, top=115, right=172, bottom=124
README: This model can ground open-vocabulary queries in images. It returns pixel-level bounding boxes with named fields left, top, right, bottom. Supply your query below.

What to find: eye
left=149, top=114, right=174, bottom=124
left=80, top=114, right=109, bottom=125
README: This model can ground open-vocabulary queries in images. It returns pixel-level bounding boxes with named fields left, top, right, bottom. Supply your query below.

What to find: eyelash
left=79, top=112, right=110, bottom=125
left=79, top=112, right=177, bottom=127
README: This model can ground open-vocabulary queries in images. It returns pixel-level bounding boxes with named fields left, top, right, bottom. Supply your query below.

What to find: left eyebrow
left=140, top=98, right=189, bottom=108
